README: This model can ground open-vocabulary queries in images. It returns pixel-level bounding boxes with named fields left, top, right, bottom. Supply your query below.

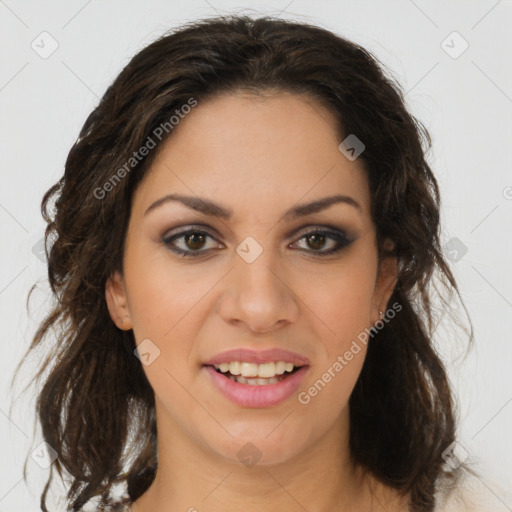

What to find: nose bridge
left=238, top=250, right=280, bottom=295
left=217, top=237, right=299, bottom=331
left=235, top=240, right=287, bottom=305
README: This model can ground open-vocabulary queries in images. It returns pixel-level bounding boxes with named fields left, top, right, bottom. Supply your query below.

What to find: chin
left=205, top=427, right=308, bottom=468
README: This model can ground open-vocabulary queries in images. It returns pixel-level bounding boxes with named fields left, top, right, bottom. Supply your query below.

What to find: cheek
left=120, top=260, right=206, bottom=406
left=124, top=247, right=214, bottom=339
left=298, top=252, right=376, bottom=412
left=124, top=260, right=206, bottom=417
left=299, top=304, right=370, bottom=420
left=305, top=261, right=377, bottom=343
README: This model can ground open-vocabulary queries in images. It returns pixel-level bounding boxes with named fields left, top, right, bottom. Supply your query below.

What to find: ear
left=105, top=270, right=133, bottom=330
left=371, top=238, right=399, bottom=324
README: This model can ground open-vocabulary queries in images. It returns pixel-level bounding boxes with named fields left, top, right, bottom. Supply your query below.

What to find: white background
left=1, top=1, right=511, bottom=510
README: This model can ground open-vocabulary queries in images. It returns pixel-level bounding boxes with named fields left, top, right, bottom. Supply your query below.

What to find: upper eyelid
left=162, top=224, right=349, bottom=239
left=162, top=225, right=351, bottom=249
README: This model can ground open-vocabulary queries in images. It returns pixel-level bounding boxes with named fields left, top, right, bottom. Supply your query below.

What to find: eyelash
left=161, top=225, right=354, bottom=258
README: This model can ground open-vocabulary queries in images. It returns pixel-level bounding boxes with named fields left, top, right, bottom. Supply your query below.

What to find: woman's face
left=106, top=91, right=397, bottom=466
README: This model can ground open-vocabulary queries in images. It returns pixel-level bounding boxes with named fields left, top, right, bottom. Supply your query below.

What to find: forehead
left=131, top=92, right=371, bottom=221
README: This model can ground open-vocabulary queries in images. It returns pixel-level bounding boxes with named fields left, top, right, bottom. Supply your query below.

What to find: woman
left=18, top=14, right=475, bottom=512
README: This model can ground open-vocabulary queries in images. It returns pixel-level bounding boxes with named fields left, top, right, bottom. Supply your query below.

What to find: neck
left=131, top=400, right=384, bottom=512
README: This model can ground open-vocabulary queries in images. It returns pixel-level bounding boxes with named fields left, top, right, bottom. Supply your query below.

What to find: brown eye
left=293, top=228, right=354, bottom=255
left=162, top=228, right=221, bottom=257
left=184, top=232, right=207, bottom=250
left=163, top=226, right=354, bottom=258
left=305, top=233, right=327, bottom=251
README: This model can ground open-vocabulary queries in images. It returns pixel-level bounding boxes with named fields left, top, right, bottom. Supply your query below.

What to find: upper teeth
left=214, top=361, right=297, bottom=378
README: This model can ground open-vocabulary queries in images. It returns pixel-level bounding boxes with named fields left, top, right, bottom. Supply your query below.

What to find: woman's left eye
left=162, top=227, right=354, bottom=258
left=292, top=229, right=354, bottom=254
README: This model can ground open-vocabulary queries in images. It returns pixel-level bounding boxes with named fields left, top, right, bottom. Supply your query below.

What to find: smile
left=203, top=363, right=309, bottom=408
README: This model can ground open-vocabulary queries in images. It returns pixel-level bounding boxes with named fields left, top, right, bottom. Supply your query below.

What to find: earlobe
left=372, top=240, right=399, bottom=322
left=380, top=255, right=398, bottom=304
left=105, top=271, right=133, bottom=331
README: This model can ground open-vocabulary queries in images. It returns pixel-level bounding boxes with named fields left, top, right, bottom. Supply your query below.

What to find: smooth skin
left=106, top=91, right=408, bottom=511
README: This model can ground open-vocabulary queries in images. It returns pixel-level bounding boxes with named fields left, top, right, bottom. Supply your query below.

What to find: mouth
left=205, top=361, right=303, bottom=385
left=202, top=362, right=310, bottom=408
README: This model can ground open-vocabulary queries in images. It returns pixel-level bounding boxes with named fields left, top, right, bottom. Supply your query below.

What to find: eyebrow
left=143, top=193, right=362, bottom=220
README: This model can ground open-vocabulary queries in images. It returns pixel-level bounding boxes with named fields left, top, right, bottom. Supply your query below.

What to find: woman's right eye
left=162, top=229, right=222, bottom=257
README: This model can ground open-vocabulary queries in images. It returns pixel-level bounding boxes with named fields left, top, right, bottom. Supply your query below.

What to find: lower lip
left=203, top=365, right=309, bottom=408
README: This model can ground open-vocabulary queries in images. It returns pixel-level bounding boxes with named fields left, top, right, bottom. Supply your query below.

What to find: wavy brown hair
left=13, top=14, right=474, bottom=512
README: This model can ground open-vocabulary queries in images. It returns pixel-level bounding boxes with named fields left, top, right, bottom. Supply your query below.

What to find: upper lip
left=203, top=348, right=310, bottom=367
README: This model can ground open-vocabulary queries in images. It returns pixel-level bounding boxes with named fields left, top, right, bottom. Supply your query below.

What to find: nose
left=216, top=253, right=300, bottom=334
